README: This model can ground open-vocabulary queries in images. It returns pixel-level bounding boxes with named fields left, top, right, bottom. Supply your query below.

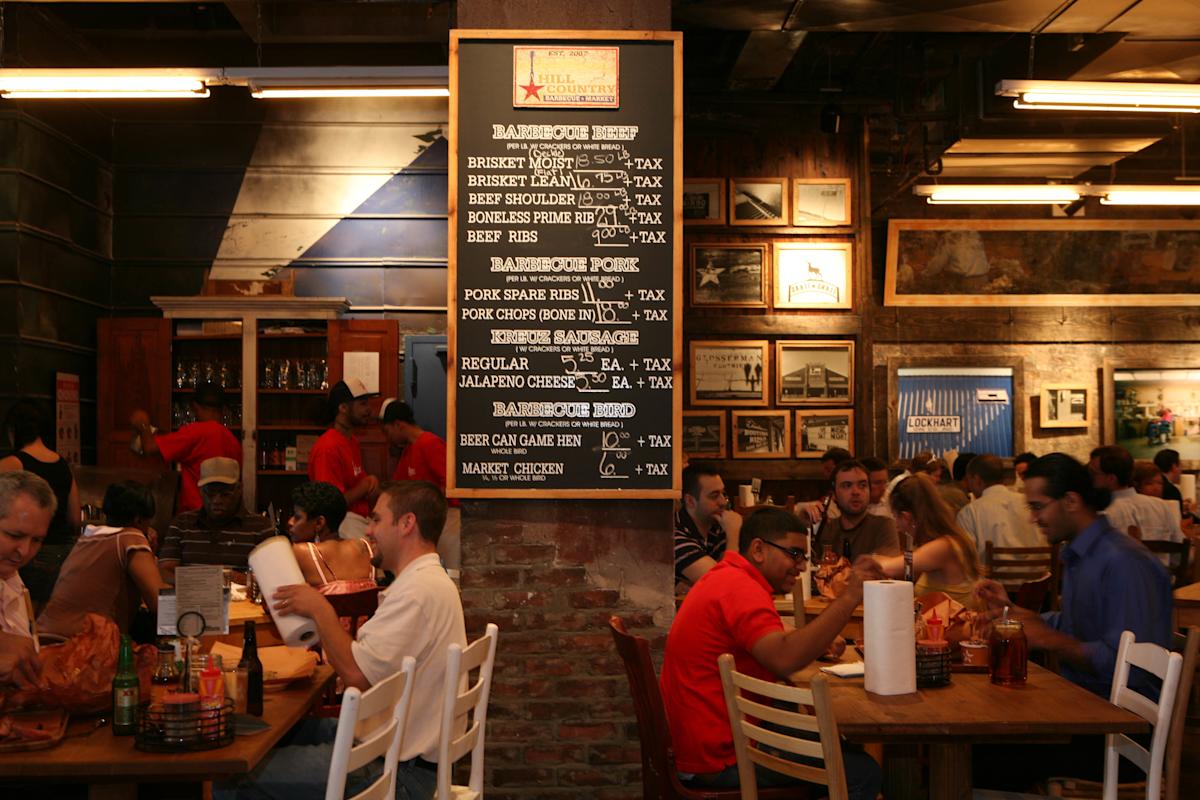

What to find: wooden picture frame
left=732, top=410, right=792, bottom=459
left=682, top=178, right=725, bottom=225
left=885, top=219, right=1200, bottom=307
left=772, top=242, right=853, bottom=310
left=795, top=409, right=854, bottom=458
left=689, top=340, right=770, bottom=407
left=1040, top=385, right=1088, bottom=429
left=1104, top=360, right=1200, bottom=467
left=729, top=177, right=788, bottom=226
left=689, top=243, right=768, bottom=308
left=682, top=410, right=726, bottom=458
left=775, top=340, right=854, bottom=406
left=792, top=178, right=851, bottom=226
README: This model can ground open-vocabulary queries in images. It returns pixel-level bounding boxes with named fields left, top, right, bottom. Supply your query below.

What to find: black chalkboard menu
left=448, top=30, right=682, bottom=498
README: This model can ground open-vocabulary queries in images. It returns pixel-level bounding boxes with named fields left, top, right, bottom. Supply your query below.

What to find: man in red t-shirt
left=660, top=507, right=881, bottom=800
left=130, top=382, right=241, bottom=513
left=307, top=378, right=379, bottom=538
left=379, top=399, right=447, bottom=492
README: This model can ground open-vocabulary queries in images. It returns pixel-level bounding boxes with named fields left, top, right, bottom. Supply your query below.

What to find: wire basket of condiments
left=134, top=695, right=235, bottom=752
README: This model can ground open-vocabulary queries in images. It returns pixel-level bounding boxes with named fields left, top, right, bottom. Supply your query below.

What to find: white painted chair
left=325, top=655, right=417, bottom=800
left=718, top=652, right=849, bottom=800
left=437, top=623, right=499, bottom=800
left=974, top=629, right=1184, bottom=800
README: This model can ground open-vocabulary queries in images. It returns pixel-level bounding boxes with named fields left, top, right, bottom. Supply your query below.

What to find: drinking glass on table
left=989, top=618, right=1028, bottom=685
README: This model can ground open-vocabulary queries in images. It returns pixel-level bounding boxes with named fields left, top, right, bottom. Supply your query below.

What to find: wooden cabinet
left=97, top=297, right=400, bottom=513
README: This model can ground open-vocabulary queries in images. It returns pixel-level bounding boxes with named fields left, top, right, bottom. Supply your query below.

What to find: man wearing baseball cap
left=130, top=381, right=241, bottom=513
left=379, top=399, right=447, bottom=494
left=308, top=378, right=380, bottom=538
left=158, top=456, right=274, bottom=584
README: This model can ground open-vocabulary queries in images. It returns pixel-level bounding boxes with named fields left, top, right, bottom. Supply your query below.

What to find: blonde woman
left=874, top=473, right=983, bottom=609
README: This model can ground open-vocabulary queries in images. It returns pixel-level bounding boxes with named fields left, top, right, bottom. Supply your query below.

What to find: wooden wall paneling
left=328, top=319, right=400, bottom=481
left=96, top=318, right=171, bottom=469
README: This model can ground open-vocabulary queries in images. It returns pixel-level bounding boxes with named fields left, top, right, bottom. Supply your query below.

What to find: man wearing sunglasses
left=661, top=507, right=883, bottom=800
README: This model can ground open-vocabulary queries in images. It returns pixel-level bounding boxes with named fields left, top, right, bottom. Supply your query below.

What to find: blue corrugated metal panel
left=898, top=375, right=1014, bottom=457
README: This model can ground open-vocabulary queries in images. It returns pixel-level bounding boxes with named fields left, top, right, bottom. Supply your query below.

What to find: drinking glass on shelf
left=189, top=362, right=201, bottom=389
left=277, top=359, right=291, bottom=389
left=262, top=359, right=275, bottom=389
left=319, top=359, right=329, bottom=390
left=175, top=363, right=188, bottom=389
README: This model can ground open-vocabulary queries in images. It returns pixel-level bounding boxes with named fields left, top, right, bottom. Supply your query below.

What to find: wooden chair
left=718, top=653, right=847, bottom=800
left=1046, top=626, right=1199, bottom=800
left=1141, top=540, right=1191, bottom=588
left=608, top=617, right=796, bottom=800
left=985, top=542, right=1061, bottom=604
left=324, top=655, right=416, bottom=800
left=436, top=622, right=498, bottom=800
left=1013, top=573, right=1053, bottom=613
left=316, top=587, right=383, bottom=716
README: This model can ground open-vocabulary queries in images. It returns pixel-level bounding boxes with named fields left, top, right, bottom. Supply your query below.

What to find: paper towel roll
left=738, top=484, right=755, bottom=507
left=248, top=536, right=321, bottom=648
left=863, top=580, right=916, bottom=696
left=1181, top=473, right=1196, bottom=504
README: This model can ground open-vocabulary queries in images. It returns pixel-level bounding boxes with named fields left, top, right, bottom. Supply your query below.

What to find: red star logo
left=519, top=79, right=544, bottom=100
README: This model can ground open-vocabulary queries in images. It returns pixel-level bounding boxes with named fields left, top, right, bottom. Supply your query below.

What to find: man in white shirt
left=0, top=471, right=55, bottom=640
left=957, top=454, right=1045, bottom=561
left=861, top=457, right=893, bottom=518
left=1089, top=446, right=1184, bottom=559
left=217, top=480, right=466, bottom=800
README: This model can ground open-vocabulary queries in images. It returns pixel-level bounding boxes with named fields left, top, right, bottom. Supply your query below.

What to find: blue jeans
left=685, top=748, right=881, bottom=800
left=213, top=718, right=437, bottom=800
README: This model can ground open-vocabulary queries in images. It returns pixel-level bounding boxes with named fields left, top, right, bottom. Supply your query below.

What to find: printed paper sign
left=906, top=416, right=962, bottom=434
left=55, top=372, right=81, bottom=466
left=513, top=46, right=619, bottom=108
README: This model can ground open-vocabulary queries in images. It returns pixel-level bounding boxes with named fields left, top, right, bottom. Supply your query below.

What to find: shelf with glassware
left=171, top=321, right=245, bottom=435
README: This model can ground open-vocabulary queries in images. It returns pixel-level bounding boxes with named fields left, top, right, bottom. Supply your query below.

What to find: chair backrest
left=437, top=622, right=498, bottom=800
left=325, top=656, right=416, bottom=800
left=1162, top=626, right=1199, bottom=800
left=984, top=542, right=1059, bottom=585
left=1013, top=572, right=1052, bottom=612
left=1141, top=540, right=1191, bottom=588
left=609, top=615, right=676, bottom=800
left=325, top=587, right=383, bottom=637
left=1104, top=631, right=1184, bottom=800
left=718, top=653, right=848, bottom=800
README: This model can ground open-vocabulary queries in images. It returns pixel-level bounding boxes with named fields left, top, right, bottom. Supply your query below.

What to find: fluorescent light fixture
left=997, top=79, right=1200, bottom=113
left=913, top=184, right=1082, bottom=205
left=0, top=69, right=215, bottom=99
left=249, top=85, right=448, bottom=99
left=235, top=66, right=449, bottom=100
left=1098, top=186, right=1200, bottom=205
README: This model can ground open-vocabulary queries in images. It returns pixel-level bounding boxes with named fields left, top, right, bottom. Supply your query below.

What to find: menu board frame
left=447, top=29, right=683, bottom=499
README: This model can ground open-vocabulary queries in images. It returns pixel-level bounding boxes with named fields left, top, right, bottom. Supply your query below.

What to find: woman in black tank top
left=1, top=400, right=82, bottom=604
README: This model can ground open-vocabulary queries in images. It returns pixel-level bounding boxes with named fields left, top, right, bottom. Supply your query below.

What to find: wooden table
left=208, top=600, right=284, bottom=649
left=792, top=660, right=1146, bottom=800
left=1174, top=582, right=1200, bottom=630
left=0, top=665, right=333, bottom=799
left=774, top=595, right=865, bottom=639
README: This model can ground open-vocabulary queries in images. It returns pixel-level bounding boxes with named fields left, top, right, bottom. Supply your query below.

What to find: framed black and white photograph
left=796, top=409, right=854, bottom=458
left=683, top=178, right=725, bottom=225
left=776, top=341, right=854, bottom=406
left=682, top=410, right=726, bottom=458
left=689, top=340, right=770, bottom=407
left=792, top=178, right=852, bottom=226
left=732, top=410, right=792, bottom=459
left=729, top=178, right=788, bottom=226
left=773, top=242, right=853, bottom=310
left=1041, top=385, right=1088, bottom=429
left=689, top=244, right=768, bottom=308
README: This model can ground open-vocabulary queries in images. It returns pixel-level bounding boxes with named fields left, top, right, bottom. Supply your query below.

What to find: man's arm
left=343, top=474, right=379, bottom=507
left=130, top=409, right=164, bottom=458
left=0, top=632, right=43, bottom=689
left=680, top=556, right=718, bottom=584
left=272, top=583, right=371, bottom=691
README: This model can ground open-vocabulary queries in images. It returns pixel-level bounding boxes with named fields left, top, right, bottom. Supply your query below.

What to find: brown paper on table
left=229, top=600, right=267, bottom=623
left=209, top=643, right=318, bottom=682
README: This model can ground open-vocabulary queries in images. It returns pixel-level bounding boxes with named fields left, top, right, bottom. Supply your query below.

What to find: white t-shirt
left=0, top=573, right=31, bottom=638
left=351, top=551, right=467, bottom=762
left=957, top=484, right=1045, bottom=558
left=1104, top=487, right=1184, bottom=567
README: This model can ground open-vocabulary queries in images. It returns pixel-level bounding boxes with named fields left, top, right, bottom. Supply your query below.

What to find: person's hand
left=359, top=474, right=380, bottom=498
left=272, top=583, right=330, bottom=620
left=797, top=501, right=824, bottom=525
left=844, top=557, right=885, bottom=603
left=974, top=578, right=1010, bottom=610
left=0, top=632, right=43, bottom=689
left=144, top=526, right=159, bottom=552
left=129, top=409, right=151, bottom=429
left=825, top=635, right=846, bottom=660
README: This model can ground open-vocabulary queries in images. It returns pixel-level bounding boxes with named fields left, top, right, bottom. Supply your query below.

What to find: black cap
left=379, top=397, right=415, bottom=424
left=193, top=381, right=227, bottom=408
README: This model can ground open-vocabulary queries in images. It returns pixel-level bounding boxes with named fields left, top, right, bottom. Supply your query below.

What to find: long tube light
left=248, top=85, right=449, bottom=99
left=0, top=69, right=216, bottom=99
left=997, top=79, right=1200, bottom=113
left=1098, top=186, right=1200, bottom=205
left=913, top=184, right=1082, bottom=205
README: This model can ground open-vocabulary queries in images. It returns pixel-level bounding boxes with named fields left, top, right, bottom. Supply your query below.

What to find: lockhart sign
left=905, top=415, right=961, bottom=434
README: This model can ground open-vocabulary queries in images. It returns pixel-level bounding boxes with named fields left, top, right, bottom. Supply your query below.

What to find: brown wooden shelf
left=257, top=469, right=307, bottom=476
left=173, top=387, right=242, bottom=393
left=257, top=388, right=327, bottom=395
left=173, top=334, right=243, bottom=342
left=258, top=332, right=327, bottom=339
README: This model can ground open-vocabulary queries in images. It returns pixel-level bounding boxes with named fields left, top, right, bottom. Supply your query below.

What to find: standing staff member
left=308, top=378, right=379, bottom=538
left=130, top=381, right=241, bottom=513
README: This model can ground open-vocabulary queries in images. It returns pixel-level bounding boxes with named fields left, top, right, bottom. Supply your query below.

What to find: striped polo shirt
left=158, top=508, right=275, bottom=570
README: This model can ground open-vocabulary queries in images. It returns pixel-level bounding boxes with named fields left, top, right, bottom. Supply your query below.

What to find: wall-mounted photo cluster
left=688, top=241, right=853, bottom=311
left=684, top=177, right=852, bottom=227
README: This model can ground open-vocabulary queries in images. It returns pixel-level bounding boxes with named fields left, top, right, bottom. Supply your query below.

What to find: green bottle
left=112, top=634, right=140, bottom=735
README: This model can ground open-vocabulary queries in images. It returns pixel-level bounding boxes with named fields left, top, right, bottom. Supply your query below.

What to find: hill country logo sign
left=513, top=46, right=619, bottom=108
left=906, top=416, right=961, bottom=434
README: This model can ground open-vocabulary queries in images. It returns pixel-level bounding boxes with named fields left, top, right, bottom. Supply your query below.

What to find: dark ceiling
left=7, top=1, right=1200, bottom=208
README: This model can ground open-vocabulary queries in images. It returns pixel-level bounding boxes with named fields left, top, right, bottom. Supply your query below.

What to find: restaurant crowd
left=0, top=377, right=1192, bottom=798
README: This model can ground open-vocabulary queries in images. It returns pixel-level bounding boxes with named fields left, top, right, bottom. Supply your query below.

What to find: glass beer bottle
left=112, top=635, right=140, bottom=735
left=239, top=620, right=265, bottom=716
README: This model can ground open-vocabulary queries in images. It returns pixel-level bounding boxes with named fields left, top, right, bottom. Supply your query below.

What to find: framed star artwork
left=689, top=243, right=768, bottom=308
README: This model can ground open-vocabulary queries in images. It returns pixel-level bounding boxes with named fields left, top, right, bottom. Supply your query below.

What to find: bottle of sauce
left=198, top=654, right=225, bottom=739
left=238, top=620, right=265, bottom=716
left=150, top=641, right=179, bottom=706
left=112, top=634, right=140, bottom=735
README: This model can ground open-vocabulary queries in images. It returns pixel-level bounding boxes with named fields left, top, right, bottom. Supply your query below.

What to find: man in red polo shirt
left=379, top=399, right=447, bottom=493
left=660, top=507, right=881, bottom=800
left=130, top=381, right=241, bottom=513
left=308, top=378, right=379, bottom=538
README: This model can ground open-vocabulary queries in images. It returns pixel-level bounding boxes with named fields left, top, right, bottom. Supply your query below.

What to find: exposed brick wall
left=460, top=499, right=674, bottom=800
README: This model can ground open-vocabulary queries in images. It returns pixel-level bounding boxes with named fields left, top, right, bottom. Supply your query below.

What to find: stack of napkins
left=819, top=661, right=865, bottom=677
